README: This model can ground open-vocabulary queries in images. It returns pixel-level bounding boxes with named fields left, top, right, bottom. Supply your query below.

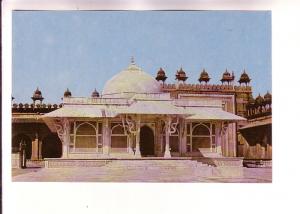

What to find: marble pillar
left=135, top=116, right=141, bottom=157
left=164, top=117, right=171, bottom=158
left=31, top=134, right=39, bottom=160
left=215, top=123, right=222, bottom=154
left=103, top=119, right=110, bottom=156
left=61, top=120, right=70, bottom=158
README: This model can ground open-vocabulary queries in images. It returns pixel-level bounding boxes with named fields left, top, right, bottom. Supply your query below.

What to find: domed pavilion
left=42, top=60, right=245, bottom=160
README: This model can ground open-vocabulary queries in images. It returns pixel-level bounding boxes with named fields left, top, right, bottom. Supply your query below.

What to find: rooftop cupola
left=31, top=87, right=44, bottom=104
left=175, top=67, right=188, bottom=82
left=155, top=67, right=168, bottom=82
left=198, top=68, right=210, bottom=84
left=64, top=88, right=72, bottom=98
left=220, top=69, right=235, bottom=85
left=91, top=88, right=100, bottom=98
left=264, top=91, right=272, bottom=104
left=255, top=94, right=264, bottom=106
left=238, top=69, right=251, bottom=85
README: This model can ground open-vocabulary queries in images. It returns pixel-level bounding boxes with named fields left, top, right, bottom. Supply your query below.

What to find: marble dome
left=102, top=62, right=161, bottom=98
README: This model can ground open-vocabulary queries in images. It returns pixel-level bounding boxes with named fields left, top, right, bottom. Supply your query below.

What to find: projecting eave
left=41, top=105, right=120, bottom=118
left=239, top=117, right=271, bottom=130
left=116, top=100, right=187, bottom=115
left=184, top=107, right=246, bottom=122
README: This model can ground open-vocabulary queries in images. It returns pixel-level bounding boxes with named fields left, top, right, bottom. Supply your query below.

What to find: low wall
left=12, top=153, right=20, bottom=168
left=44, top=159, right=112, bottom=168
left=194, top=157, right=244, bottom=177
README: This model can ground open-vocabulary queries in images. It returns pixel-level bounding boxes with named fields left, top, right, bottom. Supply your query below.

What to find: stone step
left=104, top=162, right=207, bottom=169
left=101, top=163, right=213, bottom=177
left=44, top=159, right=209, bottom=169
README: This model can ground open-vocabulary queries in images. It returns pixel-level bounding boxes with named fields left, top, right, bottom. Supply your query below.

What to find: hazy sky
left=12, top=11, right=271, bottom=103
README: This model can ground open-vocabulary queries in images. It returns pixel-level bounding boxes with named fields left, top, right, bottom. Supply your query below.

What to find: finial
left=130, top=56, right=135, bottom=64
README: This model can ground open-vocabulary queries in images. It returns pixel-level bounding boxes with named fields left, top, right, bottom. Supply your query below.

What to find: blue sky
left=12, top=11, right=271, bottom=103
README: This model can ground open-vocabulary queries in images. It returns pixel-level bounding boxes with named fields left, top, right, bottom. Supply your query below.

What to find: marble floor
left=12, top=166, right=272, bottom=183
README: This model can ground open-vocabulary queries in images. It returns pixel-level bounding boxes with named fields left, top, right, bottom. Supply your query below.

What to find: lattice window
left=69, top=121, right=102, bottom=153
left=111, top=123, right=128, bottom=153
left=186, top=122, right=216, bottom=153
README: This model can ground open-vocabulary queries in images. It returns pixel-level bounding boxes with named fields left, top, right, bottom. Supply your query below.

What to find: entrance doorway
left=42, top=134, right=62, bottom=158
left=140, top=125, right=155, bottom=157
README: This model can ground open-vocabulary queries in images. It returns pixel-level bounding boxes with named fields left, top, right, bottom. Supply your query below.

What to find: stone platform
left=43, top=157, right=244, bottom=178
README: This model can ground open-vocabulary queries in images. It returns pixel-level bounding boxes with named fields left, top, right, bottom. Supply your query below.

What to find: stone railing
left=162, top=83, right=251, bottom=92
left=63, top=97, right=131, bottom=105
left=246, top=105, right=272, bottom=119
left=12, top=103, right=62, bottom=113
left=130, top=92, right=171, bottom=100
left=173, top=99, right=222, bottom=107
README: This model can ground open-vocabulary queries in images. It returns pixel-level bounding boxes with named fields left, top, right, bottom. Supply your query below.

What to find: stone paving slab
left=12, top=167, right=272, bottom=183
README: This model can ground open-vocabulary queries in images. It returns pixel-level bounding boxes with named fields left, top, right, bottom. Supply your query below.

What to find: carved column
left=229, top=123, right=237, bottom=157
left=54, top=118, right=70, bottom=159
left=164, top=116, right=171, bottom=158
left=221, top=122, right=229, bottom=157
left=179, top=118, right=186, bottom=155
left=38, top=140, right=42, bottom=159
left=103, top=118, right=110, bottom=156
left=158, top=120, right=164, bottom=156
left=128, top=134, right=134, bottom=155
left=62, top=119, right=70, bottom=158
left=215, top=122, right=222, bottom=155
left=135, top=115, right=141, bottom=157
left=31, top=133, right=39, bottom=160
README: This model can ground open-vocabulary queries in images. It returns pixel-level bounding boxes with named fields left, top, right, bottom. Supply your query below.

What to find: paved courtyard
left=12, top=166, right=272, bottom=183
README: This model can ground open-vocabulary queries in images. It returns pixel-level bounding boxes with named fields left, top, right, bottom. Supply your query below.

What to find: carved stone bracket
left=162, top=116, right=179, bottom=135
left=54, top=120, right=64, bottom=142
left=54, top=118, right=69, bottom=143
left=121, top=115, right=139, bottom=136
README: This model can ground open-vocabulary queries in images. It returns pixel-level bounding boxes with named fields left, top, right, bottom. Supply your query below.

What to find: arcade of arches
left=12, top=119, right=226, bottom=160
left=12, top=123, right=62, bottom=159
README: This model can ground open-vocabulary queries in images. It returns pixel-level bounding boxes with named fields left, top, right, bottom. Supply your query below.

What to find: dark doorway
left=140, top=126, right=155, bottom=157
left=42, top=134, right=62, bottom=158
left=12, top=134, right=32, bottom=159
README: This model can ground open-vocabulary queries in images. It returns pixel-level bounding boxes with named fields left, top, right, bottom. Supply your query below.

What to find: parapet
left=162, top=83, right=251, bottom=93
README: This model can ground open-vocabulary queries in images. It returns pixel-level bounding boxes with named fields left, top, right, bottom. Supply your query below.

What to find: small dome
left=64, top=88, right=72, bottom=97
left=31, top=87, right=44, bottom=101
left=264, top=91, right=272, bottom=104
left=255, top=94, right=264, bottom=106
left=238, top=70, right=251, bottom=84
left=91, top=89, right=100, bottom=97
left=102, top=61, right=161, bottom=98
left=198, top=69, right=210, bottom=83
left=156, top=67, right=167, bottom=82
left=221, top=69, right=234, bottom=83
left=264, top=91, right=272, bottom=99
left=33, top=87, right=42, bottom=95
left=175, top=67, right=188, bottom=81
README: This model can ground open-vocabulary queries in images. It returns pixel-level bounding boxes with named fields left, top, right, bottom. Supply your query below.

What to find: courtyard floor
left=12, top=166, right=272, bottom=183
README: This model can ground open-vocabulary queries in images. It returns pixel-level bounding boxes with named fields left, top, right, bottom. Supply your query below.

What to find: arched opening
left=12, top=134, right=32, bottom=159
left=42, top=133, right=62, bottom=158
left=74, top=122, right=97, bottom=152
left=186, top=123, right=216, bottom=153
left=140, top=126, right=155, bottom=157
left=111, top=123, right=128, bottom=153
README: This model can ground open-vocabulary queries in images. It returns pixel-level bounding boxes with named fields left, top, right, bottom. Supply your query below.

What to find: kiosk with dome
left=42, top=59, right=246, bottom=161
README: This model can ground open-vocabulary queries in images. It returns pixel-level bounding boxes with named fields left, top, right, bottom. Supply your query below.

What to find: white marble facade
left=43, top=62, right=244, bottom=159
